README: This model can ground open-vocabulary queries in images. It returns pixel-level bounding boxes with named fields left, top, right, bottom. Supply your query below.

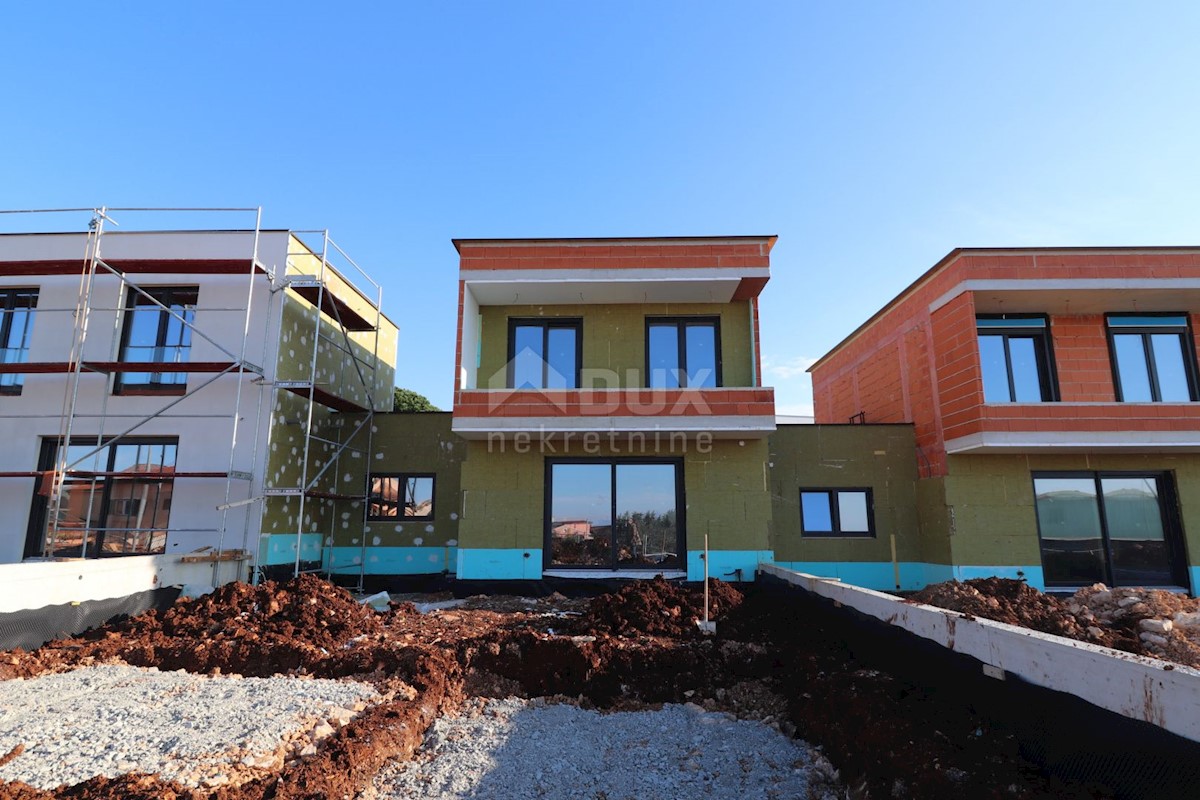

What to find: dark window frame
left=543, top=456, right=686, bottom=571
left=1104, top=313, right=1200, bottom=402
left=115, top=285, right=199, bottom=395
left=505, top=317, right=583, bottom=389
left=799, top=487, right=876, bottom=538
left=975, top=314, right=1059, bottom=402
left=0, top=289, right=39, bottom=395
left=1031, top=469, right=1189, bottom=589
left=367, top=472, right=436, bottom=521
left=24, top=435, right=179, bottom=559
left=644, top=316, right=723, bottom=388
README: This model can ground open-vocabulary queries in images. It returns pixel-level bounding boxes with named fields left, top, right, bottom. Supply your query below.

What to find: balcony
left=451, top=387, right=776, bottom=439
left=943, top=402, right=1200, bottom=454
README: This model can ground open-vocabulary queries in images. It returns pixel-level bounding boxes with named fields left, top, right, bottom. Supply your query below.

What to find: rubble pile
left=912, top=578, right=1200, bottom=669
left=1070, top=584, right=1200, bottom=667
left=577, top=576, right=743, bottom=636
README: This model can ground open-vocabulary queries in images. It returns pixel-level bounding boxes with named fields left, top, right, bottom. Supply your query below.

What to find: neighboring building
left=810, top=247, right=1200, bottom=593
left=0, top=218, right=398, bottom=582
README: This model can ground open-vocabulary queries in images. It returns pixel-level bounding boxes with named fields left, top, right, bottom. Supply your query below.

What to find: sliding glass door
left=1033, top=472, right=1186, bottom=588
left=547, top=459, right=683, bottom=570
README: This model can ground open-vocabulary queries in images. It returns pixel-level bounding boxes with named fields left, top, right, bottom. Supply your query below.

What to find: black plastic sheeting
left=0, top=587, right=180, bottom=652
left=757, top=573, right=1200, bottom=800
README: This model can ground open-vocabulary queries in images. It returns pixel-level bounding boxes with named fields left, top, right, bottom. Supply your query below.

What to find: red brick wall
left=1048, top=314, right=1114, bottom=402
left=811, top=249, right=1200, bottom=477
left=457, top=241, right=771, bottom=272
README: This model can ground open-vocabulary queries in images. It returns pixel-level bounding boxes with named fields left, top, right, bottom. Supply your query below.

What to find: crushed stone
left=0, top=664, right=375, bottom=790
left=369, top=697, right=833, bottom=800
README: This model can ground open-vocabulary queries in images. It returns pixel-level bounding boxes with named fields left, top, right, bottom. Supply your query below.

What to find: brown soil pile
left=0, top=575, right=395, bottom=680
left=910, top=578, right=1084, bottom=638
left=576, top=576, right=743, bottom=636
left=910, top=578, right=1200, bottom=669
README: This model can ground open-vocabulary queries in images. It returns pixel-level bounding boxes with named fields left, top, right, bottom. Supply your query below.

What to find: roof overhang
left=460, top=268, right=770, bottom=305
left=946, top=430, right=1200, bottom=455
left=932, top=278, right=1200, bottom=315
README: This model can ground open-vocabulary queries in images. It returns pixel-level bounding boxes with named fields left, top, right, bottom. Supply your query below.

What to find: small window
left=646, top=317, right=721, bottom=388
left=799, top=489, right=874, bottom=537
left=507, top=319, right=581, bottom=389
left=116, top=286, right=198, bottom=394
left=0, top=289, right=38, bottom=395
left=1106, top=314, right=1198, bottom=402
left=368, top=474, right=435, bottom=520
left=976, top=316, right=1057, bottom=402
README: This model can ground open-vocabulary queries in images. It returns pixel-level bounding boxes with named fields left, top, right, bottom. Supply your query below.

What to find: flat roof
left=809, top=246, right=1200, bottom=372
left=452, top=235, right=778, bottom=253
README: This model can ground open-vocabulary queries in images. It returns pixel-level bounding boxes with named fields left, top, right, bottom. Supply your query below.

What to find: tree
left=392, top=387, right=440, bottom=413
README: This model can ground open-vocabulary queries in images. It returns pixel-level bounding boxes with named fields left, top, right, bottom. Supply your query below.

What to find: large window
left=26, top=438, right=178, bottom=559
left=507, top=319, right=581, bottom=389
left=116, top=286, right=198, bottom=393
left=799, top=489, right=874, bottom=537
left=368, top=473, right=435, bottom=520
left=976, top=316, right=1057, bottom=402
left=546, top=459, right=682, bottom=570
left=0, top=289, right=37, bottom=394
left=1033, top=472, right=1186, bottom=588
left=646, top=317, right=721, bottom=388
left=1106, top=314, right=1198, bottom=402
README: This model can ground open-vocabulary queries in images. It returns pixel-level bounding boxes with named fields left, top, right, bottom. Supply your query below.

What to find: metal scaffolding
left=0, top=207, right=388, bottom=589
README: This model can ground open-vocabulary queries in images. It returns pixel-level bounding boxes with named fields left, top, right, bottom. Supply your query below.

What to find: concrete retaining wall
left=760, top=563, right=1200, bottom=743
left=0, top=555, right=231, bottom=614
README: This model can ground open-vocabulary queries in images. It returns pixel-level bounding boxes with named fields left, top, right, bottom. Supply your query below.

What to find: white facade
left=0, top=230, right=297, bottom=564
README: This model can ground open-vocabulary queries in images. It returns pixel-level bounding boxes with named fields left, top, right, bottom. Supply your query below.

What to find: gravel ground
left=0, top=664, right=376, bottom=790
left=370, top=698, right=836, bottom=800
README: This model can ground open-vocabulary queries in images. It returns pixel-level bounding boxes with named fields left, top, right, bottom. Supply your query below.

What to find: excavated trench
left=0, top=576, right=1116, bottom=800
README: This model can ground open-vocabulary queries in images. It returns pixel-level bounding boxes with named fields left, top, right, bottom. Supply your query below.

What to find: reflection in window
left=1034, top=472, right=1180, bottom=587
left=1107, top=315, right=1197, bottom=402
left=548, top=460, right=680, bottom=569
left=507, top=319, right=580, bottom=389
left=976, top=316, right=1056, bottom=402
left=35, top=438, right=177, bottom=558
left=117, top=286, right=198, bottom=392
left=0, top=290, right=37, bottom=394
left=647, top=318, right=720, bottom=388
left=368, top=474, right=435, bottom=520
left=799, top=489, right=874, bottom=537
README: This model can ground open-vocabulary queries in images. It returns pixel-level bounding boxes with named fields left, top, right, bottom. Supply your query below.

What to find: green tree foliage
left=392, top=387, right=439, bottom=413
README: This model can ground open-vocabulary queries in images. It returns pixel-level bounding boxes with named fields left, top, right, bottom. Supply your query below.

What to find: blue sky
left=3, top=2, right=1198, bottom=414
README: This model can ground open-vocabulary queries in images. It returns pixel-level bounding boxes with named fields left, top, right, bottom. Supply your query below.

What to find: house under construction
left=0, top=209, right=398, bottom=590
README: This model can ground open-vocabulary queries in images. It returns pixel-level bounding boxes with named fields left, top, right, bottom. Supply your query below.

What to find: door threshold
left=542, top=569, right=687, bottom=580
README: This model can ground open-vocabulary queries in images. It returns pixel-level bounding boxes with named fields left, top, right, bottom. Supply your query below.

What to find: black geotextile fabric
left=759, top=574, right=1200, bottom=800
left=0, top=587, right=180, bottom=652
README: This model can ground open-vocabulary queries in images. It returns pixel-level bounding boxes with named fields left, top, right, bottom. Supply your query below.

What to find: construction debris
left=911, top=578, right=1200, bottom=668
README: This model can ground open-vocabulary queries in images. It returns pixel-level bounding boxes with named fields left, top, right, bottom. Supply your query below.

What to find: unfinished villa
left=0, top=216, right=1199, bottom=598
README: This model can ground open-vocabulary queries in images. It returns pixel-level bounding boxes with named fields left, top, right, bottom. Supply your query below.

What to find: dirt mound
left=577, top=576, right=743, bottom=637
left=1, top=575, right=390, bottom=680
left=910, top=578, right=1084, bottom=638
left=911, top=578, right=1200, bottom=669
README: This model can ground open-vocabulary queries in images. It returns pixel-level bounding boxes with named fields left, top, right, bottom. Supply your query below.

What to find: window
left=368, top=474, right=435, bottom=520
left=0, top=289, right=37, bottom=394
left=1106, top=314, right=1198, bottom=402
left=976, top=316, right=1057, bottom=402
left=646, top=317, right=721, bottom=388
left=25, top=437, right=178, bottom=559
left=1033, top=472, right=1186, bottom=588
left=799, top=489, right=874, bottom=537
left=116, top=286, right=198, bottom=393
left=546, top=459, right=682, bottom=570
left=507, top=319, right=581, bottom=389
